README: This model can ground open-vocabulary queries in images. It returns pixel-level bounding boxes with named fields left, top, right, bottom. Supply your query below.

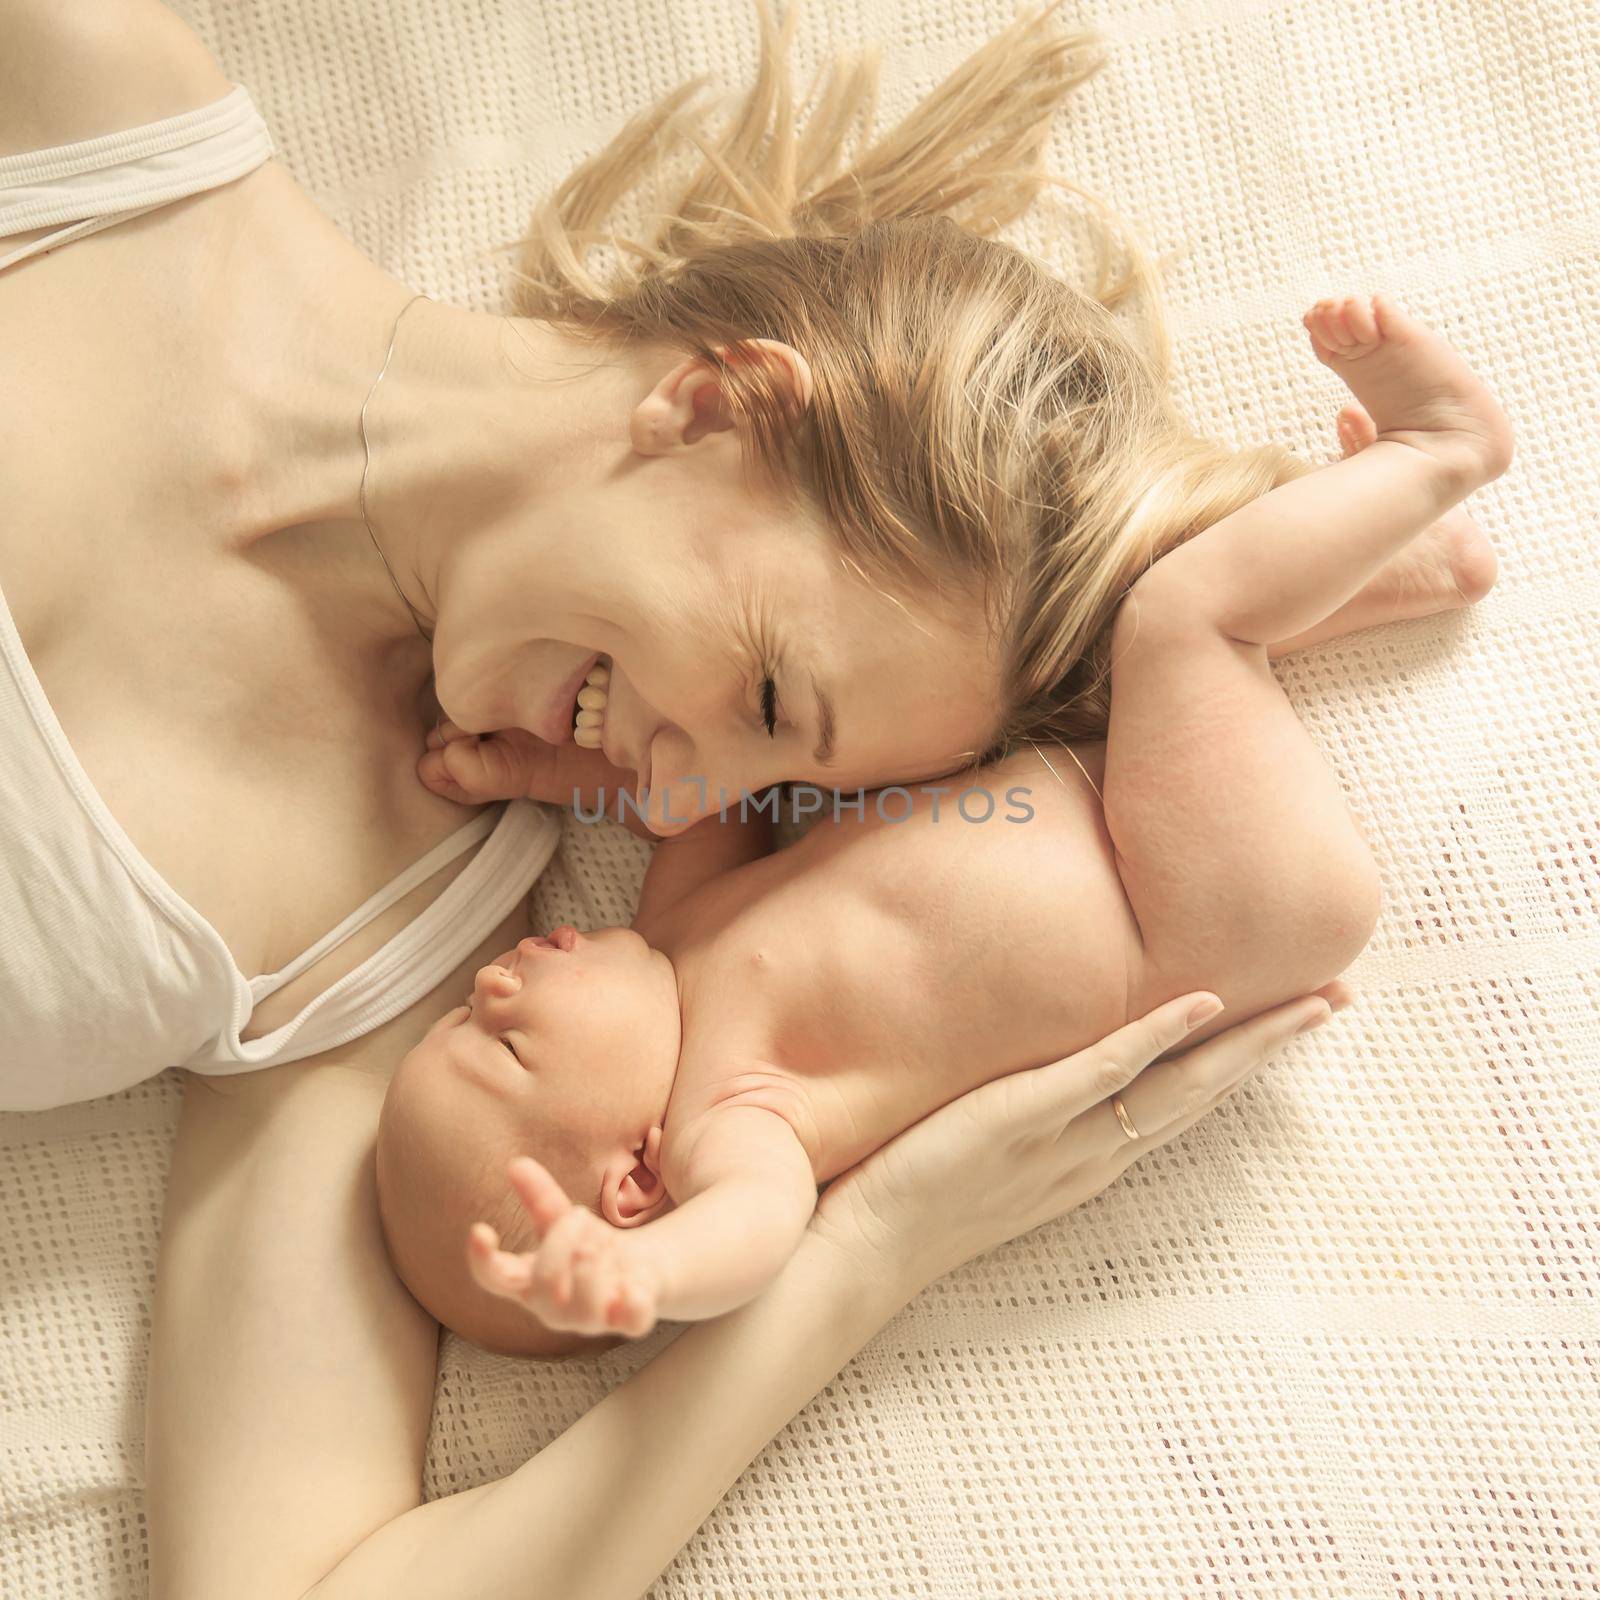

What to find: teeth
left=573, top=655, right=610, bottom=747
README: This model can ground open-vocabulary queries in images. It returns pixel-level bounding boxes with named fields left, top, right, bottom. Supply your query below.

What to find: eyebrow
left=810, top=674, right=838, bottom=766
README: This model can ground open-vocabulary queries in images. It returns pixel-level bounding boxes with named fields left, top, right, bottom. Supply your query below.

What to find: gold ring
left=1110, top=1094, right=1141, bottom=1141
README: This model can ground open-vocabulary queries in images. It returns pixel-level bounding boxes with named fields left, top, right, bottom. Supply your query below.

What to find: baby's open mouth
left=572, top=655, right=610, bottom=748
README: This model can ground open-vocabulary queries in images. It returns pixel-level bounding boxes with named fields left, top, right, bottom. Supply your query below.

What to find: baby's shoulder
left=798, top=739, right=1130, bottom=973
left=661, top=1061, right=825, bottom=1184
left=876, top=739, right=1113, bottom=891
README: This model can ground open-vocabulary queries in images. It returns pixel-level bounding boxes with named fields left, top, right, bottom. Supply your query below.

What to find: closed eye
left=760, top=674, right=778, bottom=737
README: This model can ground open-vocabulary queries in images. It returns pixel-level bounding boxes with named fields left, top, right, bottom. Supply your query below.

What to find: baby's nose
left=473, top=963, right=521, bottom=1006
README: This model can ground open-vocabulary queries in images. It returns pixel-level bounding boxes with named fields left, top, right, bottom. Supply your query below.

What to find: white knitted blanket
left=3, top=2, right=1597, bottom=1595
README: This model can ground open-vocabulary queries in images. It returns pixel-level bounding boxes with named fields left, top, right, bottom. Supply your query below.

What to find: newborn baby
left=377, top=295, right=1511, bottom=1356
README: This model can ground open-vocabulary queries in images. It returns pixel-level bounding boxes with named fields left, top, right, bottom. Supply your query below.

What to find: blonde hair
left=497, top=0, right=1313, bottom=751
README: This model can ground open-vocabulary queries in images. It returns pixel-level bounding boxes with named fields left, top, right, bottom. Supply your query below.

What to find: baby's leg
left=1266, top=403, right=1499, bottom=658
left=1105, top=295, right=1513, bottom=1017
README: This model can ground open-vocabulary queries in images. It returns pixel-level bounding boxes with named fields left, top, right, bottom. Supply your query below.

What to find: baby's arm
left=1104, top=295, right=1512, bottom=1025
left=472, top=1106, right=817, bottom=1338
left=626, top=1104, right=819, bottom=1322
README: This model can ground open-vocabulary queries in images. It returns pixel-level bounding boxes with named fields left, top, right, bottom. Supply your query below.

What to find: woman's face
left=429, top=423, right=1001, bottom=831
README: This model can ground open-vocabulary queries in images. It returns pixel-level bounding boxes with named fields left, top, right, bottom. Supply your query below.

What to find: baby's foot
left=1266, top=401, right=1498, bottom=658
left=1302, top=294, right=1514, bottom=489
left=1335, top=401, right=1499, bottom=605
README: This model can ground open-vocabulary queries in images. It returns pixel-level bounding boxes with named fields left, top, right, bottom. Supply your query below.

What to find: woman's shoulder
left=0, top=0, right=231, bottom=159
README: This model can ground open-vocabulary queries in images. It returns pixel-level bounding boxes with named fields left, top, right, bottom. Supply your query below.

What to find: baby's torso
left=652, top=746, right=1142, bottom=1180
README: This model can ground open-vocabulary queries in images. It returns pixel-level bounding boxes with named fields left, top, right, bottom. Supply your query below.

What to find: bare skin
left=1, top=3, right=1472, bottom=1591
left=1267, top=399, right=1499, bottom=657
left=428, top=296, right=1513, bottom=1344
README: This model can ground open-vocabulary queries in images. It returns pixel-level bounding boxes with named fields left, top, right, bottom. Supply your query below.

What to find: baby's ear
left=598, top=1127, right=670, bottom=1228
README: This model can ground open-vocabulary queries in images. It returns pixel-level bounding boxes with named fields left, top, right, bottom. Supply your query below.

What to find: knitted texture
left=3, top=2, right=1597, bottom=1595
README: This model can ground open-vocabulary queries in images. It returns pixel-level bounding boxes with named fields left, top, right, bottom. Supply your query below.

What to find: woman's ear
left=598, top=1125, right=670, bottom=1228
left=630, top=339, right=814, bottom=454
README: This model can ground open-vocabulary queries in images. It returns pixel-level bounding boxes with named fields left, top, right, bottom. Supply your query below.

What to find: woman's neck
left=358, top=302, right=614, bottom=636
left=221, top=171, right=630, bottom=652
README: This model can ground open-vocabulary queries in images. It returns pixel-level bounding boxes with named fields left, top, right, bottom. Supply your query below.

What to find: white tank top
left=0, top=86, right=562, bottom=1109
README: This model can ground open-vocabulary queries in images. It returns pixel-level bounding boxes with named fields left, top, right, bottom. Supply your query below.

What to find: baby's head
left=376, top=925, right=682, bottom=1357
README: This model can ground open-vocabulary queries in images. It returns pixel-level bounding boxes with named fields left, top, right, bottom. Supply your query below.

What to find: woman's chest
left=0, top=181, right=496, bottom=1032
left=0, top=520, right=472, bottom=997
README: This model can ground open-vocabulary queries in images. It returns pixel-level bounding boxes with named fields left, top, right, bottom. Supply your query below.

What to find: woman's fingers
left=1023, top=991, right=1225, bottom=1126
left=1103, top=993, right=1332, bottom=1146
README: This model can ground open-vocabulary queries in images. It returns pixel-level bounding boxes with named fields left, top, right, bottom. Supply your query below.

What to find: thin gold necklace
left=358, top=291, right=433, bottom=643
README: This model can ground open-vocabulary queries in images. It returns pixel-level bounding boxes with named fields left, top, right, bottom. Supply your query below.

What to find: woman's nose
left=641, top=782, right=709, bottom=835
left=645, top=748, right=770, bottom=835
left=635, top=724, right=714, bottom=834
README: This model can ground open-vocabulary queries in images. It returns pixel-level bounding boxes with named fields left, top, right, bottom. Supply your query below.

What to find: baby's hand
left=466, top=1156, right=662, bottom=1338
left=419, top=718, right=656, bottom=839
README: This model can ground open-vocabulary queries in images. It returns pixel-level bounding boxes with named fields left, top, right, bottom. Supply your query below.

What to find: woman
left=0, top=1, right=1477, bottom=1593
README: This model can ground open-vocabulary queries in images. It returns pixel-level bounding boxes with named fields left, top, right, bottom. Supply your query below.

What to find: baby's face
left=399, top=925, right=681, bottom=1168
left=376, top=924, right=682, bottom=1354
left=443, top=925, right=674, bottom=1087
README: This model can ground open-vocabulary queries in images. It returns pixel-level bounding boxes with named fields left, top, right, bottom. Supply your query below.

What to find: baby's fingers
left=609, top=1280, right=658, bottom=1339
left=550, top=1252, right=620, bottom=1336
left=417, top=729, right=536, bottom=805
left=507, top=1155, right=573, bottom=1241
left=466, top=1222, right=535, bottom=1302
left=424, top=716, right=476, bottom=752
left=415, top=744, right=479, bottom=807
left=531, top=1207, right=597, bottom=1308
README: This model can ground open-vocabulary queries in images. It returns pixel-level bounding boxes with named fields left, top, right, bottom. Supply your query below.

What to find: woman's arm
left=147, top=957, right=1340, bottom=1600
left=145, top=1051, right=913, bottom=1600
left=1, top=0, right=230, bottom=157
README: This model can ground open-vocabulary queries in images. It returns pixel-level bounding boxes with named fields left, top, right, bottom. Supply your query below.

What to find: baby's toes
left=1321, top=299, right=1357, bottom=351
left=1343, top=294, right=1379, bottom=346
left=1304, top=300, right=1349, bottom=361
left=1336, top=400, right=1376, bottom=456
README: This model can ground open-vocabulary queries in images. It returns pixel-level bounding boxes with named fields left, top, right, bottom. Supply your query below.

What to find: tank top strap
left=249, top=810, right=501, bottom=1003
left=0, top=84, right=273, bottom=273
left=191, top=800, right=562, bottom=1071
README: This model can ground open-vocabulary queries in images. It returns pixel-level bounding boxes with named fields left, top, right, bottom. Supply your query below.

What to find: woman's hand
left=810, top=985, right=1349, bottom=1291
left=418, top=717, right=655, bottom=838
